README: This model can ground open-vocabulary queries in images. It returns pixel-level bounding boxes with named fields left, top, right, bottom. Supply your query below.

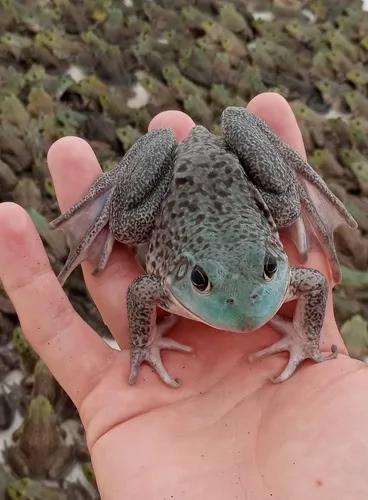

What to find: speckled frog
left=5, top=395, right=73, bottom=478
left=51, top=107, right=356, bottom=387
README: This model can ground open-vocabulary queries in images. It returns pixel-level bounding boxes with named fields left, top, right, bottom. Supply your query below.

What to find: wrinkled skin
left=0, top=93, right=367, bottom=500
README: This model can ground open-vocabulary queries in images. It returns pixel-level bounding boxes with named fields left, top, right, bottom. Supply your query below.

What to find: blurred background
left=0, top=0, right=367, bottom=498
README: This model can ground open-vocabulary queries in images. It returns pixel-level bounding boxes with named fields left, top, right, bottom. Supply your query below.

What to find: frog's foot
left=58, top=224, right=113, bottom=286
left=249, top=315, right=337, bottom=383
left=128, top=316, right=192, bottom=388
left=91, top=230, right=115, bottom=275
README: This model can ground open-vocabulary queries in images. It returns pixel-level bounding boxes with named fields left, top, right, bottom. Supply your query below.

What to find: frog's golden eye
left=191, top=265, right=211, bottom=293
left=263, top=252, right=277, bottom=281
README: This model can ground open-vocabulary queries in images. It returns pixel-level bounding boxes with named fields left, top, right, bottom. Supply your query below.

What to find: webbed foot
left=129, top=315, right=192, bottom=388
left=249, top=315, right=337, bottom=383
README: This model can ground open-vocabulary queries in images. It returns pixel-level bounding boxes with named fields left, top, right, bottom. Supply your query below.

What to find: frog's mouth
left=164, top=286, right=257, bottom=333
left=165, top=278, right=289, bottom=333
left=164, top=287, right=207, bottom=322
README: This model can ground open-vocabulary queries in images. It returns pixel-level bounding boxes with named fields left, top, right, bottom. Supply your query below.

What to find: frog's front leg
left=127, top=275, right=192, bottom=388
left=249, top=268, right=337, bottom=383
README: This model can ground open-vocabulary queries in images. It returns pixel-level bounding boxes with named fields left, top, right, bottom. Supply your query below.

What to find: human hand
left=0, top=93, right=367, bottom=500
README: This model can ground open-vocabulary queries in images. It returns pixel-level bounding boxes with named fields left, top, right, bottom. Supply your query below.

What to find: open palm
left=0, top=93, right=367, bottom=500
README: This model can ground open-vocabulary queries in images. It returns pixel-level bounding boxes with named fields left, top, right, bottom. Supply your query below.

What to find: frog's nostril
left=250, top=293, right=258, bottom=300
left=226, top=298, right=235, bottom=305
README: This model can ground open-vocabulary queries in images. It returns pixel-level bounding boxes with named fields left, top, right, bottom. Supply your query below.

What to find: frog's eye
left=191, top=265, right=211, bottom=293
left=263, top=252, right=277, bottom=281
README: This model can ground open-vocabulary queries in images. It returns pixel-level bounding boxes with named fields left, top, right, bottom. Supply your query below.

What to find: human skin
left=0, top=93, right=367, bottom=500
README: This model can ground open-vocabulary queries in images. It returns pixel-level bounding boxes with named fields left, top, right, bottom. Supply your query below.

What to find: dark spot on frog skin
left=179, top=200, right=190, bottom=209
left=166, top=200, right=175, bottom=211
left=175, top=176, right=193, bottom=187
left=224, top=177, right=233, bottom=188
left=315, top=479, right=323, bottom=487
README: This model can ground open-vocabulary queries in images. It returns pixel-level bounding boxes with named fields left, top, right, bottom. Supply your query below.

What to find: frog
left=50, top=107, right=357, bottom=387
left=6, top=478, right=68, bottom=500
left=5, top=395, right=74, bottom=478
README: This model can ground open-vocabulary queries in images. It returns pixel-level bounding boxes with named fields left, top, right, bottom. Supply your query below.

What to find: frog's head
left=166, top=241, right=289, bottom=332
left=26, top=395, right=54, bottom=426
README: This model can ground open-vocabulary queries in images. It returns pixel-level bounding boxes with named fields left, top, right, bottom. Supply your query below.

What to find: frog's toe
left=58, top=220, right=112, bottom=286
left=248, top=336, right=290, bottom=363
left=249, top=315, right=338, bottom=383
left=270, top=344, right=338, bottom=384
left=91, top=230, right=115, bottom=275
left=128, top=345, right=180, bottom=388
left=157, top=337, right=192, bottom=352
left=128, top=323, right=191, bottom=388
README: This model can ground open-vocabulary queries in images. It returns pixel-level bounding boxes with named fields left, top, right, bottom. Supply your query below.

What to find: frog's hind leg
left=92, top=230, right=115, bottom=275
left=51, top=128, right=177, bottom=285
left=249, top=267, right=337, bottom=383
left=282, top=215, right=308, bottom=261
left=222, top=107, right=357, bottom=283
left=50, top=171, right=119, bottom=285
left=57, top=214, right=113, bottom=286
left=50, top=170, right=115, bottom=232
left=222, top=106, right=356, bottom=229
left=127, top=276, right=192, bottom=388
left=298, top=183, right=341, bottom=282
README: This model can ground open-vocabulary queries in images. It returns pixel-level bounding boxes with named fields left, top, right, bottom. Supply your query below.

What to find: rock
left=13, top=178, right=42, bottom=211
left=341, top=315, right=368, bottom=360
left=0, top=392, right=16, bottom=430
left=28, top=208, right=68, bottom=259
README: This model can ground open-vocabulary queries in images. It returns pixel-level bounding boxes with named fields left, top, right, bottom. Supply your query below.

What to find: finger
left=149, top=110, right=195, bottom=140
left=247, top=92, right=306, bottom=158
left=0, top=203, right=114, bottom=407
left=247, top=93, right=345, bottom=351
